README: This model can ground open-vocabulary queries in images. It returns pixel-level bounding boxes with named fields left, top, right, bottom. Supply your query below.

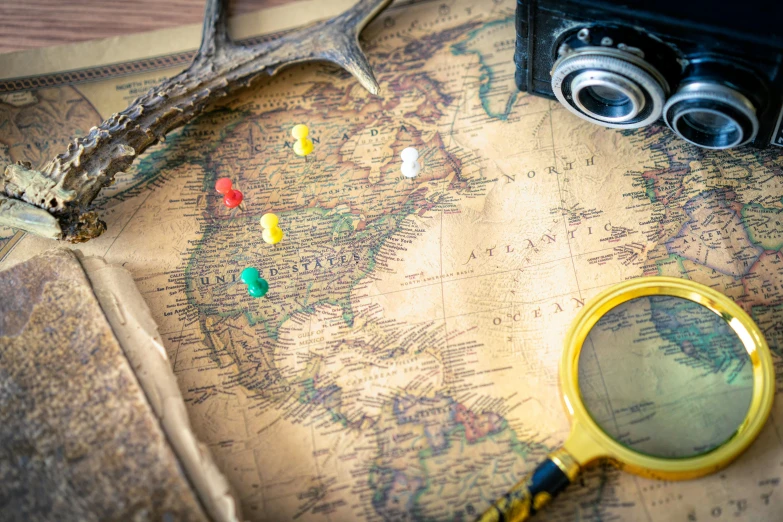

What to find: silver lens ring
left=571, top=70, right=646, bottom=123
left=552, top=49, right=669, bottom=129
left=663, top=82, right=758, bottom=150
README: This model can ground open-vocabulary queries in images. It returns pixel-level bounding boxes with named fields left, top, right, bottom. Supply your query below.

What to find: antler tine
left=326, top=0, right=392, bottom=95
left=251, top=0, right=392, bottom=95
left=198, top=0, right=232, bottom=59
left=321, top=36, right=382, bottom=96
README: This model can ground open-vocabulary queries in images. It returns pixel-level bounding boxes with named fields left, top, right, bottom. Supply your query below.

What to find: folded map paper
left=0, top=249, right=227, bottom=521
left=81, top=254, right=242, bottom=522
left=2, top=0, right=783, bottom=520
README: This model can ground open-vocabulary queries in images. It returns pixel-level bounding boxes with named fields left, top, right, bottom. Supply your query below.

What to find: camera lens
left=682, top=111, right=735, bottom=134
left=663, top=83, right=758, bottom=149
left=586, top=85, right=629, bottom=104
left=671, top=110, right=743, bottom=149
left=571, top=70, right=645, bottom=123
left=551, top=51, right=668, bottom=129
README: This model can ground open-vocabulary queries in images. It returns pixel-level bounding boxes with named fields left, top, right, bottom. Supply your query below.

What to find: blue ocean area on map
left=451, top=16, right=518, bottom=120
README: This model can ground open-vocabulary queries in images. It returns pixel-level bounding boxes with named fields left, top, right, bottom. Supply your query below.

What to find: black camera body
left=515, top=0, right=783, bottom=149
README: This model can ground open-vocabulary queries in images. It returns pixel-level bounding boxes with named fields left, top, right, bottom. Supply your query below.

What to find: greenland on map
left=2, top=0, right=783, bottom=520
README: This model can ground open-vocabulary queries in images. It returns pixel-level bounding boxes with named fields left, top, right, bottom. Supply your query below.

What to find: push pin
left=215, top=177, right=243, bottom=208
left=292, top=124, right=313, bottom=157
left=400, top=147, right=420, bottom=178
left=260, top=213, right=284, bottom=244
left=240, top=267, right=269, bottom=298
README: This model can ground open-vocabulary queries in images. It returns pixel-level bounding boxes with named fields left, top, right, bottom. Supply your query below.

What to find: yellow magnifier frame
left=481, top=276, right=775, bottom=522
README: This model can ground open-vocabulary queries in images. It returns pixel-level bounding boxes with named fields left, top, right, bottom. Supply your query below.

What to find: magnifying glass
left=480, top=276, right=775, bottom=522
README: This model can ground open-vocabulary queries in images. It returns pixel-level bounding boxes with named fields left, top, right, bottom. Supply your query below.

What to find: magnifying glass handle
left=478, top=449, right=577, bottom=522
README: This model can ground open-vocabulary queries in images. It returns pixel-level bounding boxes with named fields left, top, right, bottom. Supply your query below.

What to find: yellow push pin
left=262, top=227, right=284, bottom=245
left=292, top=124, right=313, bottom=157
left=260, top=213, right=278, bottom=230
left=260, top=213, right=284, bottom=245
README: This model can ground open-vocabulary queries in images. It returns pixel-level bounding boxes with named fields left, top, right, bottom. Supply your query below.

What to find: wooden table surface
left=0, top=0, right=291, bottom=54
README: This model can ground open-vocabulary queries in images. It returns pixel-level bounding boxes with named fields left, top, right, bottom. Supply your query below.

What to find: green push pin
left=240, top=267, right=269, bottom=298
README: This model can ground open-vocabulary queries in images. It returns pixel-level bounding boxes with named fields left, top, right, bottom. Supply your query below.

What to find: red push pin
left=215, top=177, right=243, bottom=208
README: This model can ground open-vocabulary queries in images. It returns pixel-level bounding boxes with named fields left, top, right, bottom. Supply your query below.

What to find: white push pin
left=400, top=147, right=420, bottom=178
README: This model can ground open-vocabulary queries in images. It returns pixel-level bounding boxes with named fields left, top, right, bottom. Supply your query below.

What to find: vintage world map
left=2, top=0, right=783, bottom=520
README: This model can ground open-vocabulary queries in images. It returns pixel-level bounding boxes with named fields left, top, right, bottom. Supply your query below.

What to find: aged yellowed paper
left=3, top=1, right=783, bottom=520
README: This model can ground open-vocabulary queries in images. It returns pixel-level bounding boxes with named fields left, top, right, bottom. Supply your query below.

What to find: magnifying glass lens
left=482, top=280, right=772, bottom=522
left=578, top=295, right=754, bottom=459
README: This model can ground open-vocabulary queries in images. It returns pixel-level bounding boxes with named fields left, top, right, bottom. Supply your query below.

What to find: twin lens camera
left=514, top=0, right=783, bottom=150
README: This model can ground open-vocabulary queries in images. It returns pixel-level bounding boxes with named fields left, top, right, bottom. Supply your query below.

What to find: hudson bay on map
left=2, top=0, right=783, bottom=520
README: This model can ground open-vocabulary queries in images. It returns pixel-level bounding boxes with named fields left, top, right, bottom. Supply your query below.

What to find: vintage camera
left=515, top=0, right=783, bottom=149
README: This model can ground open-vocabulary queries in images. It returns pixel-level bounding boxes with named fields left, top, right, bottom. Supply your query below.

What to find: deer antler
left=0, top=0, right=391, bottom=242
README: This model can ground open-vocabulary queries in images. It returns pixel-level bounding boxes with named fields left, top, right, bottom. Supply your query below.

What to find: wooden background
left=0, top=0, right=293, bottom=54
